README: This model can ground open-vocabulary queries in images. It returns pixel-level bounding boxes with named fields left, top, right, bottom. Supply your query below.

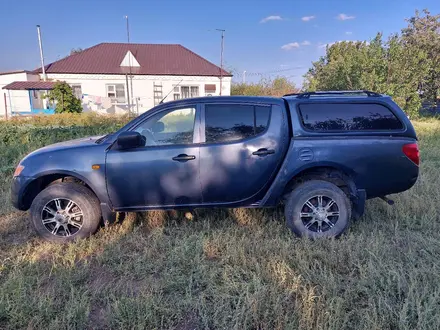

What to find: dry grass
left=0, top=120, right=439, bottom=329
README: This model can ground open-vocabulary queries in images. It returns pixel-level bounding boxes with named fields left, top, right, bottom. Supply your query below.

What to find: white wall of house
left=44, top=73, right=232, bottom=114
left=0, top=72, right=40, bottom=117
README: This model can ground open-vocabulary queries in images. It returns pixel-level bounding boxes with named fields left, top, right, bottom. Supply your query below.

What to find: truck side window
left=205, top=104, right=271, bottom=143
left=255, top=106, right=271, bottom=134
left=299, top=103, right=403, bottom=131
left=135, top=107, right=196, bottom=146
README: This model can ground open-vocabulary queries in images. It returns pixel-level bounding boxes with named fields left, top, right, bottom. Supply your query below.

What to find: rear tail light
left=402, top=143, right=420, bottom=166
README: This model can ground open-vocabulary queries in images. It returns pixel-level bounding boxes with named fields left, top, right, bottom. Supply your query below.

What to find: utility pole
left=36, top=25, right=46, bottom=81
left=243, top=70, right=246, bottom=84
left=4, top=93, right=8, bottom=120
left=125, top=15, right=130, bottom=43
left=126, top=15, right=134, bottom=104
left=216, top=29, right=225, bottom=96
left=124, top=15, right=132, bottom=116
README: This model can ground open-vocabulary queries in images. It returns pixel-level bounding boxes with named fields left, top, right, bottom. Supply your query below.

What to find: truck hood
left=26, top=135, right=105, bottom=157
left=17, top=134, right=111, bottom=179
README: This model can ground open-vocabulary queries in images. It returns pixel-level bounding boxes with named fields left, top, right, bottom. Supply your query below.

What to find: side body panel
left=106, top=144, right=202, bottom=209
left=198, top=103, right=290, bottom=206
left=105, top=103, right=203, bottom=210
left=261, top=137, right=419, bottom=206
left=13, top=139, right=110, bottom=210
left=261, top=96, right=419, bottom=206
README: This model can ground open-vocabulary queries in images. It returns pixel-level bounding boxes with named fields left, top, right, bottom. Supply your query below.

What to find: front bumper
left=11, top=176, right=34, bottom=210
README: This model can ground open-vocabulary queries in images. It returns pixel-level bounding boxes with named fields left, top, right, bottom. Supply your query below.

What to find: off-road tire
left=285, top=180, right=351, bottom=238
left=30, top=182, right=101, bottom=243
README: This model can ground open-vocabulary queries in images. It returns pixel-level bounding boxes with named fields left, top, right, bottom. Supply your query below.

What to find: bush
left=0, top=114, right=128, bottom=148
left=0, top=115, right=128, bottom=174
left=232, top=77, right=299, bottom=97
left=45, top=81, right=83, bottom=113
left=6, top=112, right=129, bottom=127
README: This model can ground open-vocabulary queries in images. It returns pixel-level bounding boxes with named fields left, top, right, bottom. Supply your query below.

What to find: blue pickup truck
left=11, top=91, right=419, bottom=242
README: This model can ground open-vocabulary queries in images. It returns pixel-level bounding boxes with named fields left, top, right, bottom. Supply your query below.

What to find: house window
left=181, top=86, right=190, bottom=99
left=179, top=86, right=199, bottom=99
left=106, top=84, right=126, bottom=103
left=190, top=86, right=199, bottom=97
left=71, top=84, right=82, bottom=99
left=205, top=84, right=216, bottom=96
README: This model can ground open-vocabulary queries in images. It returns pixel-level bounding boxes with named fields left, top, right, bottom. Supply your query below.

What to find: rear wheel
left=285, top=180, right=351, bottom=238
left=30, top=182, right=101, bottom=243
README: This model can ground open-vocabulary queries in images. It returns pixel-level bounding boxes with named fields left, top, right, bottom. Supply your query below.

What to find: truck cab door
left=199, top=103, right=289, bottom=205
left=106, top=104, right=202, bottom=209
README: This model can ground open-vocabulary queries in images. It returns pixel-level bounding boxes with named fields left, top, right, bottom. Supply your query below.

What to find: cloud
left=301, top=15, right=315, bottom=22
left=345, top=31, right=353, bottom=35
left=301, top=40, right=311, bottom=46
left=336, top=13, right=355, bottom=20
left=260, top=15, right=283, bottom=23
left=281, top=42, right=300, bottom=50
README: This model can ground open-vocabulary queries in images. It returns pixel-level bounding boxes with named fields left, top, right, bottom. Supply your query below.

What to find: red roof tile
left=35, top=43, right=232, bottom=77
left=2, top=81, right=56, bottom=90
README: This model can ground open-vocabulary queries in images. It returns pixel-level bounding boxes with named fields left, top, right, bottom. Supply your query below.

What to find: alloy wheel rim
left=41, top=198, right=84, bottom=237
left=300, top=195, right=340, bottom=233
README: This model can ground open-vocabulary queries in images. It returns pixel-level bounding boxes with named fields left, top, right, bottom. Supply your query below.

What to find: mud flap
left=352, top=189, right=366, bottom=220
left=100, top=203, right=117, bottom=225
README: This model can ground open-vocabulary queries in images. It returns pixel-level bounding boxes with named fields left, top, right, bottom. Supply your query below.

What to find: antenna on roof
left=159, top=79, right=184, bottom=104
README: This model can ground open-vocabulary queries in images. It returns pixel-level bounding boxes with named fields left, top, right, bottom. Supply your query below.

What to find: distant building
left=1, top=43, right=232, bottom=116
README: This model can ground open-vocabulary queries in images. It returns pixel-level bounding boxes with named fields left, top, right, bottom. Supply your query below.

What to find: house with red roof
left=1, top=43, right=231, bottom=117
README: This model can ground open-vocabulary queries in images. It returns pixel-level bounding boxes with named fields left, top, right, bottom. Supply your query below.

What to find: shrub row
left=2, top=112, right=129, bottom=127
left=0, top=115, right=129, bottom=177
left=0, top=124, right=123, bottom=147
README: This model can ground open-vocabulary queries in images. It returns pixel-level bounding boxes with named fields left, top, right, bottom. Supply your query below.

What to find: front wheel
left=285, top=180, right=351, bottom=238
left=30, top=182, right=101, bottom=243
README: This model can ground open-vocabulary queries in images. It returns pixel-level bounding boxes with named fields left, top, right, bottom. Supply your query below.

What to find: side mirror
left=153, top=121, right=165, bottom=133
left=117, top=131, right=144, bottom=149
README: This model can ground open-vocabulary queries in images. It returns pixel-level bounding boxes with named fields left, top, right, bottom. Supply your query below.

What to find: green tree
left=46, top=81, right=82, bottom=114
left=401, top=9, right=440, bottom=104
left=303, top=10, right=439, bottom=118
left=70, top=48, right=84, bottom=55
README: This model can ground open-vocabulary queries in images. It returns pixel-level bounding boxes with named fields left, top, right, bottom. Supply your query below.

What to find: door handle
left=172, top=154, right=196, bottom=162
left=252, top=148, right=275, bottom=156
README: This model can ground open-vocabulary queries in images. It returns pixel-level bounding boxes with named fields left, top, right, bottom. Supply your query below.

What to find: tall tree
left=401, top=9, right=440, bottom=103
left=303, top=9, right=439, bottom=117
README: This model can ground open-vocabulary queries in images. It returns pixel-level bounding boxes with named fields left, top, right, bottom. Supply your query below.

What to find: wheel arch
left=21, top=170, right=100, bottom=211
left=282, top=163, right=358, bottom=199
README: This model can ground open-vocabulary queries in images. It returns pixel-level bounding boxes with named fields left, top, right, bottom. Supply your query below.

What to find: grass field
left=0, top=117, right=439, bottom=329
